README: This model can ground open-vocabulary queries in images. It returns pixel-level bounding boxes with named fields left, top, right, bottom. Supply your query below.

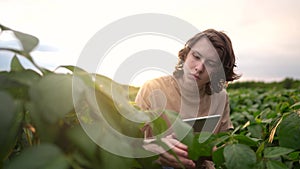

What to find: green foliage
left=278, top=112, right=300, bottom=149
left=226, top=88, right=300, bottom=168
left=228, top=78, right=300, bottom=90
left=1, top=24, right=300, bottom=169
left=224, top=144, right=256, bottom=169
left=5, top=144, right=69, bottom=169
left=0, top=92, right=23, bottom=161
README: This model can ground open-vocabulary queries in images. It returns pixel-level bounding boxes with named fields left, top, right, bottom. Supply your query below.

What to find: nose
left=194, top=61, right=205, bottom=73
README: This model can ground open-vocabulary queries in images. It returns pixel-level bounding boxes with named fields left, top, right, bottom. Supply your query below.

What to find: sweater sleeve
left=135, top=81, right=152, bottom=110
left=134, top=79, right=173, bottom=138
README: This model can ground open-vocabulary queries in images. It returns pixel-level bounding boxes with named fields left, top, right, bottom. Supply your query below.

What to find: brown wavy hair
left=173, top=29, right=240, bottom=94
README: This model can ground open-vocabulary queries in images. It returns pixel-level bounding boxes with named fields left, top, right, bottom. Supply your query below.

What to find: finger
left=161, top=138, right=188, bottom=156
left=159, top=156, right=181, bottom=168
left=159, top=152, right=196, bottom=168
left=172, top=145, right=189, bottom=157
left=167, top=138, right=188, bottom=151
left=143, top=143, right=166, bottom=154
left=161, top=137, right=186, bottom=149
left=161, top=140, right=188, bottom=157
left=170, top=132, right=178, bottom=139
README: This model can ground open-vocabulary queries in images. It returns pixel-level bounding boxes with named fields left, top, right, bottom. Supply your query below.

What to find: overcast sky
left=1, top=0, right=299, bottom=86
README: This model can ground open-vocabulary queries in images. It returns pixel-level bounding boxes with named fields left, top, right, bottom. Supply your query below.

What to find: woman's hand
left=143, top=134, right=196, bottom=168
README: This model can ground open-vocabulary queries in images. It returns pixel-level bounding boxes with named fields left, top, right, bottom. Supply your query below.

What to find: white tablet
left=182, top=114, right=221, bottom=133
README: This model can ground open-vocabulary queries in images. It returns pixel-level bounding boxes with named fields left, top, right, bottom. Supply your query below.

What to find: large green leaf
left=10, top=55, right=25, bottom=72
left=99, top=149, right=141, bottom=169
left=0, top=70, right=40, bottom=102
left=66, top=126, right=100, bottom=167
left=266, top=160, right=288, bottom=169
left=28, top=74, right=85, bottom=142
left=224, top=144, right=256, bottom=169
left=72, top=73, right=150, bottom=158
left=264, top=147, right=294, bottom=158
left=29, top=74, right=79, bottom=124
left=192, top=132, right=215, bottom=158
left=93, top=74, right=150, bottom=136
left=247, top=124, right=263, bottom=139
left=278, top=112, right=300, bottom=149
left=13, top=30, right=39, bottom=53
left=212, top=146, right=225, bottom=168
left=4, top=143, right=69, bottom=169
left=62, top=65, right=95, bottom=88
left=0, top=92, right=23, bottom=160
left=0, top=73, right=28, bottom=99
left=185, top=134, right=202, bottom=161
left=150, top=115, right=169, bottom=137
left=135, top=156, right=162, bottom=169
left=8, top=70, right=41, bottom=87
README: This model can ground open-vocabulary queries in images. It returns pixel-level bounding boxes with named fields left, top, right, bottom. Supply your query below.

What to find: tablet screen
left=182, top=114, right=221, bottom=133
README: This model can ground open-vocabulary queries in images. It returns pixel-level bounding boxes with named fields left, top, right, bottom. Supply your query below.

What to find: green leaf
left=93, top=74, right=150, bottom=136
left=29, top=74, right=79, bottom=124
left=0, top=73, right=28, bottom=99
left=278, top=112, right=300, bottom=149
left=66, top=126, right=101, bottom=167
left=73, top=74, right=148, bottom=157
left=264, top=147, right=294, bottom=158
left=0, top=92, right=23, bottom=160
left=198, top=132, right=213, bottom=144
left=187, top=132, right=215, bottom=160
left=99, top=148, right=142, bottom=169
left=233, top=135, right=258, bottom=147
left=0, top=70, right=41, bottom=101
left=187, top=134, right=202, bottom=161
left=247, top=124, right=263, bottom=139
left=278, top=102, right=290, bottom=113
left=61, top=65, right=94, bottom=88
left=27, top=74, right=85, bottom=142
left=10, top=55, right=25, bottom=72
left=135, top=156, right=162, bottom=169
left=287, top=151, right=300, bottom=161
left=224, top=144, right=256, bottom=169
left=4, top=143, right=69, bottom=169
left=256, top=142, right=265, bottom=161
left=13, top=30, right=39, bottom=53
left=212, top=146, right=225, bottom=167
left=290, top=102, right=300, bottom=110
left=213, top=133, right=230, bottom=147
left=266, top=160, right=288, bottom=169
left=0, top=24, right=11, bottom=31
left=9, top=69, right=41, bottom=87
left=150, top=115, right=169, bottom=137
left=180, top=130, right=195, bottom=158
left=256, top=161, right=266, bottom=169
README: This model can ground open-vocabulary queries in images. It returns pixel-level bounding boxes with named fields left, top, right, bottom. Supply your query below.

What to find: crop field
left=1, top=24, right=300, bottom=169
left=225, top=87, right=300, bottom=169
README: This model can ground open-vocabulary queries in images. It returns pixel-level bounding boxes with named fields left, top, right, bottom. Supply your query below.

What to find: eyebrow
left=192, top=50, right=202, bottom=56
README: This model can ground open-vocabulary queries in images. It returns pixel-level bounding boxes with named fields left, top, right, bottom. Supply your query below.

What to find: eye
left=192, top=51, right=201, bottom=59
left=206, top=60, right=218, bottom=67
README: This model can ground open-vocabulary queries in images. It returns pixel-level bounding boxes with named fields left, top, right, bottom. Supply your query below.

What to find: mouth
left=191, top=74, right=200, bottom=80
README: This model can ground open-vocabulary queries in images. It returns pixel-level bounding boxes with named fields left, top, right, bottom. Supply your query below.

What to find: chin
left=196, top=80, right=208, bottom=88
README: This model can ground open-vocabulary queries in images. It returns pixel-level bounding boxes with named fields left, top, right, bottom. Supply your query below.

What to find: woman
left=135, top=29, right=240, bottom=169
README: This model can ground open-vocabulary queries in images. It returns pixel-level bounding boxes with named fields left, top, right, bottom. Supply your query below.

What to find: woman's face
left=183, top=36, right=220, bottom=88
